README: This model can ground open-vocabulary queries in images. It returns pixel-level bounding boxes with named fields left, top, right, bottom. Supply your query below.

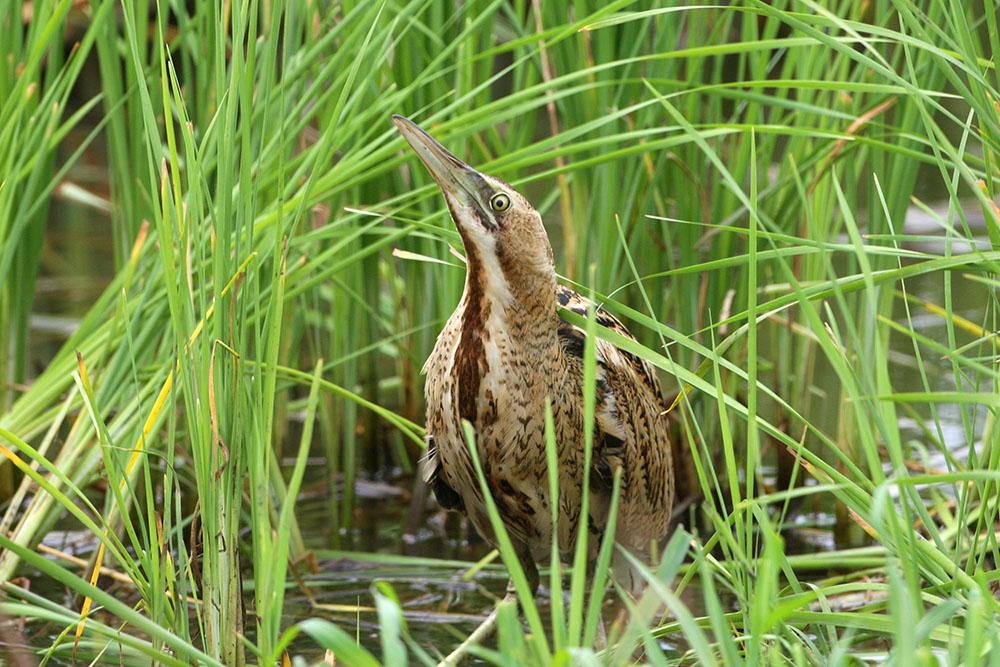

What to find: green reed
left=0, top=0, right=998, bottom=664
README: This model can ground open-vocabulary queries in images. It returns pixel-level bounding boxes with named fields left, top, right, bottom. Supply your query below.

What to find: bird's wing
left=421, top=436, right=465, bottom=511
left=554, top=285, right=665, bottom=486
left=555, top=284, right=674, bottom=555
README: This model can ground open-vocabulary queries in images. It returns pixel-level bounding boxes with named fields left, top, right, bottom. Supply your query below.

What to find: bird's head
left=393, top=115, right=555, bottom=302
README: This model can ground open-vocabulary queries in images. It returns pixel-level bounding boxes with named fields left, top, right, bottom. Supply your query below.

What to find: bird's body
left=394, top=115, right=674, bottom=594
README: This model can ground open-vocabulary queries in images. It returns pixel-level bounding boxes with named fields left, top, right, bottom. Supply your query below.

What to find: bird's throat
left=453, top=241, right=558, bottom=426
left=453, top=244, right=490, bottom=425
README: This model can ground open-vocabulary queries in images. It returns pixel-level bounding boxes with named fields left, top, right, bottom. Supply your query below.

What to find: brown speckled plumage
left=394, top=115, right=674, bottom=595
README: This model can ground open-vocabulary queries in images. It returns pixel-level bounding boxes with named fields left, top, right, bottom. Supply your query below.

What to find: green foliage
left=0, top=0, right=998, bottom=664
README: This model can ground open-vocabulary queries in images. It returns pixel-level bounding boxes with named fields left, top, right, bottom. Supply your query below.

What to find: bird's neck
left=461, top=241, right=558, bottom=345
left=450, top=242, right=558, bottom=426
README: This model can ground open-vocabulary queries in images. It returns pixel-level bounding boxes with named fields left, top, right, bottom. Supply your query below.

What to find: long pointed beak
left=392, top=115, right=481, bottom=204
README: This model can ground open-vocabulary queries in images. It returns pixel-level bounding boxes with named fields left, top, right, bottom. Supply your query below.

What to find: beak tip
left=392, top=115, right=472, bottom=192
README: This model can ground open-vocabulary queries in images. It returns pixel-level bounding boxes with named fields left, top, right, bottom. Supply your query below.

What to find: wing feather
left=422, top=435, right=465, bottom=511
left=555, top=284, right=674, bottom=550
left=555, top=285, right=662, bottom=485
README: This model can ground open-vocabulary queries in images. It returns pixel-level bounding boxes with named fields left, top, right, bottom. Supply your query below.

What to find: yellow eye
left=489, top=192, right=511, bottom=212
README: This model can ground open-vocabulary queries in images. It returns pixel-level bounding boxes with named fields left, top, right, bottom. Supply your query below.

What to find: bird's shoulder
left=556, top=284, right=635, bottom=340
left=554, top=284, right=662, bottom=402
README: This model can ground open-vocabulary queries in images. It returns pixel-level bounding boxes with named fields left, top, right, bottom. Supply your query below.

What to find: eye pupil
left=490, top=193, right=510, bottom=211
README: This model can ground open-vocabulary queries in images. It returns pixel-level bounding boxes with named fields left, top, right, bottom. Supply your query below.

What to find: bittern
left=393, top=115, right=674, bottom=597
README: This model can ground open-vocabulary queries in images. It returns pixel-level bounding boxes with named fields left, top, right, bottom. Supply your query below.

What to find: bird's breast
left=424, top=298, right=585, bottom=552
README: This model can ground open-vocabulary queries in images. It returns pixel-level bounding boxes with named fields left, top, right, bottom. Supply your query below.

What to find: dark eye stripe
left=472, top=206, right=498, bottom=231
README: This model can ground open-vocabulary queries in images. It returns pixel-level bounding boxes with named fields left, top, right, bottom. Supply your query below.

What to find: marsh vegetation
left=1, top=0, right=999, bottom=664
